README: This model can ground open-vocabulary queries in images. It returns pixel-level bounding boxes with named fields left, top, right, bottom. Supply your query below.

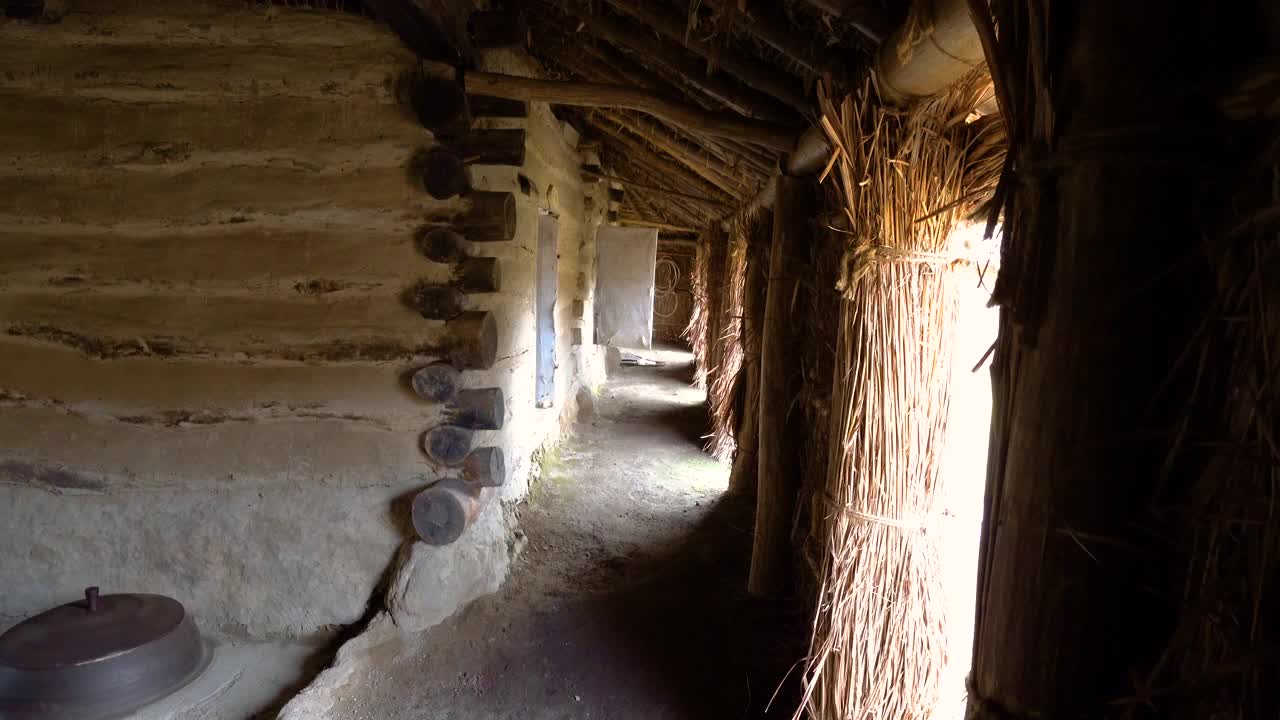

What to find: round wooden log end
left=416, top=227, right=466, bottom=264
left=405, top=282, right=464, bottom=320
left=456, top=257, right=500, bottom=293
left=450, top=387, right=505, bottom=430
left=462, top=446, right=506, bottom=487
left=422, top=425, right=473, bottom=466
left=463, top=191, right=516, bottom=242
left=409, top=73, right=470, bottom=135
left=411, top=481, right=470, bottom=546
left=444, top=311, right=498, bottom=370
left=410, top=363, right=462, bottom=403
left=422, top=148, right=470, bottom=200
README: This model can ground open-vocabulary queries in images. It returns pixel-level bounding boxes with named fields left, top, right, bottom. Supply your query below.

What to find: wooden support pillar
left=727, top=214, right=771, bottom=495
left=748, top=174, right=815, bottom=596
left=965, top=2, right=1270, bottom=717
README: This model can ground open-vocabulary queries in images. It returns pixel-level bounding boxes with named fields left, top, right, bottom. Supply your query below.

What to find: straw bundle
left=706, top=221, right=751, bottom=460
left=684, top=232, right=712, bottom=388
left=796, top=71, right=1003, bottom=720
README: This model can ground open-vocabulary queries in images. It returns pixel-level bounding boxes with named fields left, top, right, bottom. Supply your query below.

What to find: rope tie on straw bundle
left=835, top=243, right=992, bottom=295
left=823, top=492, right=941, bottom=530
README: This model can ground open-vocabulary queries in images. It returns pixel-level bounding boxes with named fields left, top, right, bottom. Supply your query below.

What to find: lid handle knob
left=85, top=586, right=100, bottom=612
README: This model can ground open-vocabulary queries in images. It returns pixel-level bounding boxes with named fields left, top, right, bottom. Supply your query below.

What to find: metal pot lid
left=0, top=587, right=210, bottom=719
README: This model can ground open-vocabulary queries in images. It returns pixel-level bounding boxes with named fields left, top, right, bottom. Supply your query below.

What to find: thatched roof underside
left=519, top=0, right=905, bottom=231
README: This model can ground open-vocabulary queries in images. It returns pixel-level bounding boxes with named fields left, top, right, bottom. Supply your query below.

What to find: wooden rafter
left=464, top=71, right=797, bottom=151
left=549, top=1, right=798, bottom=125
left=584, top=117, right=745, bottom=200
left=699, top=0, right=845, bottom=80
left=592, top=109, right=753, bottom=195
left=580, top=170, right=733, bottom=209
left=546, top=46, right=774, bottom=180
left=600, top=0, right=811, bottom=113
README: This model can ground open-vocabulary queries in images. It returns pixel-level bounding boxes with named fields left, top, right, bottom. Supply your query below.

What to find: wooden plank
left=0, top=162, right=441, bottom=224
left=0, top=406, right=425, bottom=491
left=0, top=44, right=414, bottom=102
left=0, top=0, right=411, bottom=49
left=0, top=336, right=446, bottom=415
left=0, top=290, right=478, bottom=362
left=0, top=94, right=420, bottom=155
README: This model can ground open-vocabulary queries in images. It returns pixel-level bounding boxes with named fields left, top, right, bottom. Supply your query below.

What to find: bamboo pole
left=463, top=71, right=798, bottom=151
left=748, top=173, right=814, bottom=596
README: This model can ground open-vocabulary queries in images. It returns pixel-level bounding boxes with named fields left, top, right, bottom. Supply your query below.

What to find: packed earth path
left=326, top=346, right=808, bottom=720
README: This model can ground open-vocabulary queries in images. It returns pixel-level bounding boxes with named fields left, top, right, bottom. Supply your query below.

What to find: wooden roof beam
left=555, top=3, right=799, bottom=125
left=604, top=154, right=722, bottom=224
left=580, top=169, right=734, bottom=210
left=599, top=0, right=812, bottom=114
left=593, top=109, right=753, bottom=196
left=586, top=118, right=744, bottom=201
left=594, top=143, right=737, bottom=219
left=464, top=71, right=797, bottom=151
left=558, top=47, right=768, bottom=175
left=699, top=0, right=845, bottom=81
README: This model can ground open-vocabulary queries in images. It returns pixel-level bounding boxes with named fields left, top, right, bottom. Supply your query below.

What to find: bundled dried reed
left=706, top=221, right=751, bottom=460
left=796, top=71, right=1003, bottom=720
left=684, top=232, right=712, bottom=388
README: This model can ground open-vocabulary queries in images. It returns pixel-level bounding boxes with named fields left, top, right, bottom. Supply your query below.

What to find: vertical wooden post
left=702, top=224, right=730, bottom=387
left=728, top=213, right=771, bottom=495
left=748, top=175, right=814, bottom=596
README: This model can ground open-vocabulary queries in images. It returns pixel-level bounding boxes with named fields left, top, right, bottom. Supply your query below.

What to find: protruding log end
left=411, top=479, right=490, bottom=546
left=468, top=94, right=528, bottom=119
left=422, top=148, right=470, bottom=199
left=408, top=70, right=471, bottom=137
left=449, top=387, right=505, bottom=430
left=405, top=282, right=465, bottom=320
left=462, top=191, right=517, bottom=243
left=422, top=425, right=474, bottom=466
left=456, top=257, right=500, bottom=293
left=410, top=363, right=462, bottom=403
left=462, top=446, right=506, bottom=487
left=450, top=130, right=526, bottom=167
left=443, top=311, right=498, bottom=369
left=417, top=227, right=467, bottom=264
left=468, top=10, right=529, bottom=50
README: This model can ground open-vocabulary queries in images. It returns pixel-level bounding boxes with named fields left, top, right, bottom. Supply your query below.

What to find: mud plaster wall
left=0, top=1, right=605, bottom=640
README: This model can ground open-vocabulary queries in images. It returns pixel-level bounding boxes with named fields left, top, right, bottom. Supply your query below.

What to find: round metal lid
left=0, top=588, right=210, bottom=719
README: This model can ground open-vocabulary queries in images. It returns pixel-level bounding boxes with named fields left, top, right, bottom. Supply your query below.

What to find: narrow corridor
left=327, top=347, right=806, bottom=719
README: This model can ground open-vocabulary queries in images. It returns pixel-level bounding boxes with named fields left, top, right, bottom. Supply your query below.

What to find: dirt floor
left=326, top=346, right=809, bottom=720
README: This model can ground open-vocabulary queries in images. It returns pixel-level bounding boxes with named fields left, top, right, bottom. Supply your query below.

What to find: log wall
left=0, top=1, right=604, bottom=640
